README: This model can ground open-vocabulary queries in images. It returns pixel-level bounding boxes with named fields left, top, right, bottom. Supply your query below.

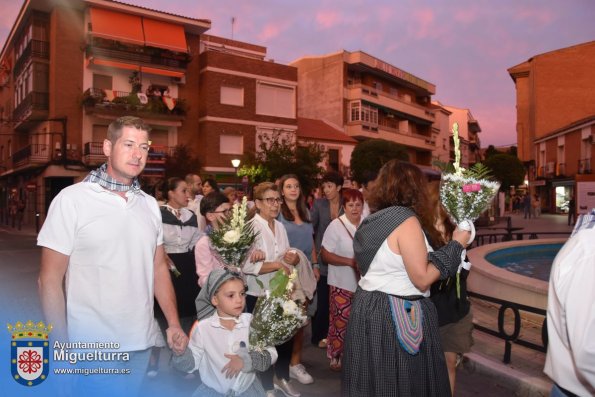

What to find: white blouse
left=162, top=207, right=202, bottom=254
left=242, top=213, right=291, bottom=297
left=321, top=215, right=360, bottom=292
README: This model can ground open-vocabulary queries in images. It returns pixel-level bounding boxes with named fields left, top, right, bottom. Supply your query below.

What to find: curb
left=463, top=352, right=552, bottom=397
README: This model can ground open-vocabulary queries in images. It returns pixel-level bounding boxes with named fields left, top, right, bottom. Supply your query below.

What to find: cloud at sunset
left=1, top=0, right=594, bottom=146
left=316, top=10, right=340, bottom=29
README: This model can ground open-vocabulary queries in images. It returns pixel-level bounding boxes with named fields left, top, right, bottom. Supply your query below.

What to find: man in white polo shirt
left=38, top=116, right=188, bottom=395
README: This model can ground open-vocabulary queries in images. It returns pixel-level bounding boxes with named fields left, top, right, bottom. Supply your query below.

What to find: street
left=0, top=228, right=518, bottom=396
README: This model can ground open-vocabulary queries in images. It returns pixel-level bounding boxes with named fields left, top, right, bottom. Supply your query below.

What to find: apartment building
left=429, top=101, right=452, bottom=167
left=0, top=0, right=210, bottom=225
left=442, top=105, right=482, bottom=168
left=196, top=34, right=298, bottom=180
left=508, top=41, right=595, bottom=214
left=290, top=50, right=438, bottom=167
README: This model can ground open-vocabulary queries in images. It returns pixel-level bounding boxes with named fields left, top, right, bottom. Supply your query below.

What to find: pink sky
left=1, top=0, right=594, bottom=147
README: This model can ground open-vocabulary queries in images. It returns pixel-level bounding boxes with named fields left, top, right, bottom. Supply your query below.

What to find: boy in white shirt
left=173, top=269, right=277, bottom=396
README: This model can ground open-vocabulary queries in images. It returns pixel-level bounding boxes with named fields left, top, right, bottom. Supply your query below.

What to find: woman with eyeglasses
left=243, top=182, right=302, bottom=397
left=194, top=191, right=233, bottom=287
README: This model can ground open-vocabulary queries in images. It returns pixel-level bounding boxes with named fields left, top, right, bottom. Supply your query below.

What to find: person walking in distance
left=38, top=116, right=188, bottom=395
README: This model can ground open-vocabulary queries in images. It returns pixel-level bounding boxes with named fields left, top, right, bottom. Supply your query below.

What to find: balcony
left=345, top=121, right=435, bottom=150
left=83, top=142, right=106, bottom=166
left=13, top=40, right=49, bottom=77
left=86, top=37, right=190, bottom=71
left=13, top=91, right=49, bottom=128
left=11, top=144, right=51, bottom=168
left=578, top=158, right=592, bottom=174
left=82, top=88, right=187, bottom=121
left=344, top=83, right=435, bottom=124
left=144, top=145, right=176, bottom=178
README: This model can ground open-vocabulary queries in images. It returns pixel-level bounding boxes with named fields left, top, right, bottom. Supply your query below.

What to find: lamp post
left=231, top=159, right=241, bottom=191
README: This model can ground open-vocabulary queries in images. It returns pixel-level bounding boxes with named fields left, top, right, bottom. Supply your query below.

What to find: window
left=220, top=135, right=243, bottom=155
left=220, top=86, right=244, bottom=106
left=350, top=101, right=360, bottom=121
left=93, top=74, right=113, bottom=90
left=328, top=148, right=340, bottom=172
left=0, top=146, right=4, bottom=161
left=348, top=101, right=378, bottom=124
left=256, top=82, right=295, bottom=118
left=8, top=140, right=11, bottom=157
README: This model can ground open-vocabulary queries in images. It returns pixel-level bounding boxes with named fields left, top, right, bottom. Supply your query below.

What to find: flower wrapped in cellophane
left=208, top=196, right=258, bottom=272
left=439, top=122, right=500, bottom=296
left=249, top=269, right=308, bottom=350
left=440, top=122, right=500, bottom=233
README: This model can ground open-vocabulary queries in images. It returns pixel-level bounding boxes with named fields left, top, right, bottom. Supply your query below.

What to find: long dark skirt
left=342, top=288, right=451, bottom=397
left=155, top=251, right=200, bottom=334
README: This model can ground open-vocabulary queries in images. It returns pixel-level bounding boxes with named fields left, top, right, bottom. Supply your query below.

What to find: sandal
left=317, top=338, right=327, bottom=349
left=330, top=357, right=342, bottom=372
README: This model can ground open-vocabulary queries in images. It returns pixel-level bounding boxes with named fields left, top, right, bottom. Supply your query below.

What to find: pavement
left=0, top=212, right=573, bottom=396
left=463, top=212, right=574, bottom=397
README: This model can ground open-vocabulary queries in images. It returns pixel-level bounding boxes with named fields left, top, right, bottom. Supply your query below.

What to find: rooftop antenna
left=231, top=17, right=236, bottom=39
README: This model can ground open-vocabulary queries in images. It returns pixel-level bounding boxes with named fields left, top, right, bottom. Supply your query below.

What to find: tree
left=484, top=145, right=499, bottom=159
left=350, top=139, right=409, bottom=184
left=164, top=144, right=201, bottom=180
left=238, top=131, right=326, bottom=195
left=484, top=153, right=525, bottom=190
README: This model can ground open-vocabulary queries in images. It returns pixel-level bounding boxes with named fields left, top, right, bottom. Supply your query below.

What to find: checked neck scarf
left=83, top=163, right=141, bottom=193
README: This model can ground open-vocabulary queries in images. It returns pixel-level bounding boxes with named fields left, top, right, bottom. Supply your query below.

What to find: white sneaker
left=289, top=363, right=314, bottom=385
left=265, top=390, right=277, bottom=397
left=274, top=378, right=301, bottom=397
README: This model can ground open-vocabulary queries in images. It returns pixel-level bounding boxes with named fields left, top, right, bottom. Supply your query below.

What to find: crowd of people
left=38, top=116, right=481, bottom=397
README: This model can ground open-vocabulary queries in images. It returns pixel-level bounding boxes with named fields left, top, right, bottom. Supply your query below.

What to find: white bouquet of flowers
left=440, top=122, right=500, bottom=239
left=249, top=268, right=308, bottom=350
left=208, top=196, right=258, bottom=272
left=439, top=122, right=500, bottom=296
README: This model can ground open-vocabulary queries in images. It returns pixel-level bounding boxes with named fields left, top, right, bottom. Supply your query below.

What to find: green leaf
left=268, top=270, right=289, bottom=297
left=462, top=163, right=494, bottom=180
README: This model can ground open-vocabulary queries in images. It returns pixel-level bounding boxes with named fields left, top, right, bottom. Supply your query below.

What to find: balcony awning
left=141, top=66, right=185, bottom=78
left=142, top=18, right=188, bottom=53
left=89, top=8, right=145, bottom=46
left=91, top=58, right=140, bottom=71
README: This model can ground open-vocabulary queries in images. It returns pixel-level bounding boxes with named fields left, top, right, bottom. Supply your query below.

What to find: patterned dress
left=342, top=206, right=464, bottom=397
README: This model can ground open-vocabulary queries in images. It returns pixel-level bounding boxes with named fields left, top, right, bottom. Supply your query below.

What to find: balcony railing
left=87, top=37, right=190, bottom=70
left=345, top=83, right=435, bottom=122
left=578, top=158, right=592, bottom=174
left=11, top=144, right=50, bottom=167
left=82, top=88, right=187, bottom=119
left=13, top=91, right=49, bottom=122
left=13, top=40, right=50, bottom=77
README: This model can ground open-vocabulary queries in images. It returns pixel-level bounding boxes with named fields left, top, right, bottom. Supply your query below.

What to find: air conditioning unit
left=171, top=76, right=186, bottom=84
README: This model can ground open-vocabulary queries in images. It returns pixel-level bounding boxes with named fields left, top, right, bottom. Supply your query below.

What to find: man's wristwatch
left=312, top=263, right=320, bottom=269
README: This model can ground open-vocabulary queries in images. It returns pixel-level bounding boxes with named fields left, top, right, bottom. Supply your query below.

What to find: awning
left=142, top=18, right=188, bottom=53
left=89, top=8, right=144, bottom=46
left=91, top=58, right=140, bottom=71
left=141, top=66, right=185, bottom=78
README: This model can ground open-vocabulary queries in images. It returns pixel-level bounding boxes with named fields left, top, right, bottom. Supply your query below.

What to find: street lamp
left=231, top=159, right=241, bottom=191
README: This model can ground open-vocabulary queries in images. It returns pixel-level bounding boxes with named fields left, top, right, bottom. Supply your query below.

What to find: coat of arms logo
left=7, top=320, right=52, bottom=387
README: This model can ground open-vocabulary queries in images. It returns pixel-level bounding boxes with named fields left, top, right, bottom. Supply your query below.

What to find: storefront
left=552, top=179, right=575, bottom=214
